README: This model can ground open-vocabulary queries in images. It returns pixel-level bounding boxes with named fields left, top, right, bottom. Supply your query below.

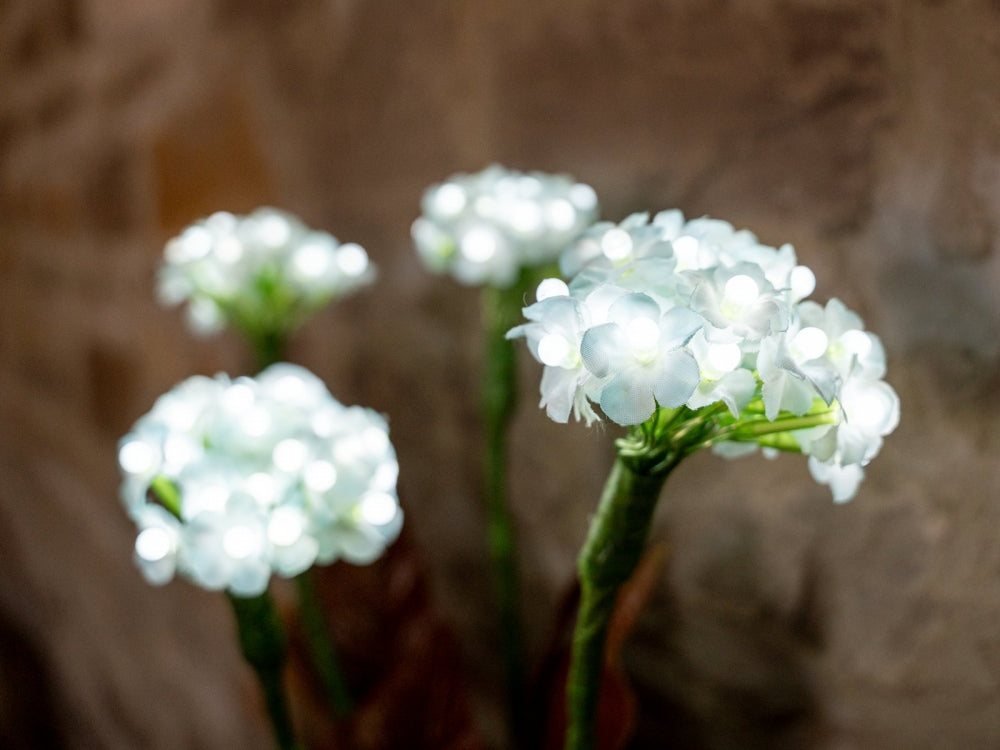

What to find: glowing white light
left=545, top=199, right=577, bottom=231
left=119, top=440, right=156, bottom=475
left=509, top=200, right=543, bottom=234
left=460, top=227, right=498, bottom=263
left=311, top=409, right=337, bottom=437
left=177, top=226, right=212, bottom=260
left=160, top=399, right=198, bottom=431
left=359, top=491, right=398, bottom=526
left=268, top=507, right=305, bottom=546
left=361, top=426, right=389, bottom=455
left=245, top=472, right=278, bottom=505
left=517, top=176, right=543, bottom=197
left=223, top=525, right=261, bottom=560
left=292, top=242, right=332, bottom=279
left=241, top=407, right=272, bottom=437
left=790, top=265, right=816, bottom=300
left=723, top=275, right=760, bottom=307
left=569, top=183, right=598, bottom=211
left=333, top=438, right=361, bottom=464
left=793, top=327, right=829, bottom=361
left=373, top=462, right=399, bottom=491
left=221, top=383, right=255, bottom=413
left=431, top=183, right=468, bottom=217
left=136, top=527, right=173, bottom=562
left=337, top=243, right=369, bottom=276
left=163, top=435, right=199, bottom=468
left=205, top=211, right=237, bottom=233
left=706, top=342, right=742, bottom=373
left=672, top=236, right=700, bottom=270
left=601, top=228, right=633, bottom=261
left=214, top=236, right=244, bottom=264
left=187, top=482, right=229, bottom=515
left=843, top=382, right=897, bottom=432
left=537, top=334, right=573, bottom=367
left=303, top=460, right=337, bottom=492
left=840, top=330, right=872, bottom=358
left=474, top=195, right=497, bottom=217
left=626, top=316, right=661, bottom=355
left=273, top=439, right=309, bottom=473
left=536, top=278, right=569, bottom=301
left=257, top=214, right=292, bottom=246
left=269, top=374, right=305, bottom=403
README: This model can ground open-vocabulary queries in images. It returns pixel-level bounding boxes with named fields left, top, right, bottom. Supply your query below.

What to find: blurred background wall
left=2, top=0, right=1000, bottom=748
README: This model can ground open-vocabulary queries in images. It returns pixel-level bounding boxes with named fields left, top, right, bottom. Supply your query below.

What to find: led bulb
left=626, top=316, right=661, bottom=354
left=723, top=275, right=759, bottom=307
left=538, top=334, right=573, bottom=367
left=136, top=527, right=173, bottom=562
left=793, top=327, right=829, bottom=361
left=601, top=228, right=633, bottom=261
left=536, top=278, right=569, bottom=301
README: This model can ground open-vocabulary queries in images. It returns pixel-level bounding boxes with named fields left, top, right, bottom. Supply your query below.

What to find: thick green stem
left=482, top=281, right=529, bottom=741
left=228, top=592, right=302, bottom=750
left=295, top=570, right=354, bottom=718
left=565, top=456, right=677, bottom=750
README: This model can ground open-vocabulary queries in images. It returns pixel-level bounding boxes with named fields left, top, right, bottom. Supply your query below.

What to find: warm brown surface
left=2, top=1, right=1000, bottom=748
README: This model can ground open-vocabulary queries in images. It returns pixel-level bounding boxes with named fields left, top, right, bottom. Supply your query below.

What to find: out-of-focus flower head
left=411, top=165, right=599, bottom=287
left=117, top=364, right=402, bottom=596
left=158, top=208, right=375, bottom=339
left=509, top=210, right=899, bottom=502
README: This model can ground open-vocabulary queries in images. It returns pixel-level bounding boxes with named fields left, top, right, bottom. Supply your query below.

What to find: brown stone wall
left=2, top=0, right=1000, bottom=748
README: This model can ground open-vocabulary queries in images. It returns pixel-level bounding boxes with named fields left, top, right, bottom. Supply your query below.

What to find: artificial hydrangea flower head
left=411, top=165, right=600, bottom=287
left=117, top=364, right=402, bottom=596
left=158, top=208, right=375, bottom=339
left=509, top=211, right=899, bottom=502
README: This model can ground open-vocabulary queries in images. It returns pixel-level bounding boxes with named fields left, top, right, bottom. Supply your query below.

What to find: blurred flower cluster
left=158, top=208, right=375, bottom=338
left=117, top=364, right=402, bottom=597
left=411, top=165, right=599, bottom=287
left=509, top=211, right=899, bottom=502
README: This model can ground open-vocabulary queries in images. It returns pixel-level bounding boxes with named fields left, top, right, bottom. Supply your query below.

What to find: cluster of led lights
left=509, top=210, right=899, bottom=502
left=158, top=208, right=375, bottom=335
left=117, top=364, right=402, bottom=596
left=411, top=165, right=600, bottom=287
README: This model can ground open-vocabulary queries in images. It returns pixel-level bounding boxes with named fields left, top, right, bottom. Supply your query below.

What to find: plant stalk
left=564, top=455, right=678, bottom=750
left=294, top=570, right=354, bottom=718
left=482, top=280, right=529, bottom=742
left=228, top=591, right=302, bottom=750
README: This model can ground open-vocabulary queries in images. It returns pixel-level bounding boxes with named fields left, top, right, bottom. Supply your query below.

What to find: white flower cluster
left=158, top=208, right=375, bottom=336
left=411, top=165, right=600, bottom=287
left=117, top=364, right=402, bottom=596
left=509, top=211, right=900, bottom=502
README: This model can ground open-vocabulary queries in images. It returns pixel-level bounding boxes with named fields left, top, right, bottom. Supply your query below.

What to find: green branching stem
left=563, top=397, right=831, bottom=750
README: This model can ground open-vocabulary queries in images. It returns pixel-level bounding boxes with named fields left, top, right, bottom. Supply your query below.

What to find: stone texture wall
left=2, top=0, right=1000, bottom=748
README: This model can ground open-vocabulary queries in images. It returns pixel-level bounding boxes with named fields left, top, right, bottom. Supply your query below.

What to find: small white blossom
left=118, top=364, right=402, bottom=596
left=509, top=210, right=900, bottom=502
left=158, top=208, right=375, bottom=338
left=412, top=165, right=599, bottom=287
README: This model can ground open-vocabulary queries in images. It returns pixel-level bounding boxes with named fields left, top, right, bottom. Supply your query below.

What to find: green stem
left=294, top=570, right=354, bottom=718
left=565, top=455, right=679, bottom=750
left=250, top=327, right=288, bottom=372
left=246, top=328, right=355, bottom=725
left=228, top=592, right=302, bottom=750
left=482, top=280, right=529, bottom=741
